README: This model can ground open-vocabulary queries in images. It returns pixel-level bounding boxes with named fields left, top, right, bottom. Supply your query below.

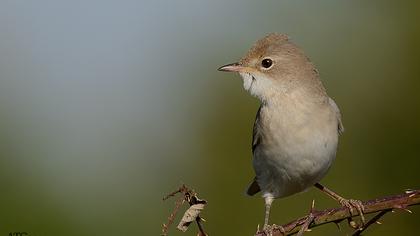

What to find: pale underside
left=241, top=72, right=343, bottom=199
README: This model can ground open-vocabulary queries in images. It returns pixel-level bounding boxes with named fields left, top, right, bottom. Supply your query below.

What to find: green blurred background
left=0, top=0, right=419, bottom=235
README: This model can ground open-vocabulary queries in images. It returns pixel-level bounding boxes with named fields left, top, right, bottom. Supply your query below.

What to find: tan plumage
left=219, top=33, right=362, bottom=230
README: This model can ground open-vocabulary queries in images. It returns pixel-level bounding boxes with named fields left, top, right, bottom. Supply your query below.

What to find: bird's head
left=218, top=33, right=319, bottom=101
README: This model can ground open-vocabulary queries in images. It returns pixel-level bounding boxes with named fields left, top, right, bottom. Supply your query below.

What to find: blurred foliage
left=0, top=0, right=419, bottom=235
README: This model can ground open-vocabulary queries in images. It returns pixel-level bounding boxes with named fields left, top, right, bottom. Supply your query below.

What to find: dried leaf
left=177, top=203, right=206, bottom=232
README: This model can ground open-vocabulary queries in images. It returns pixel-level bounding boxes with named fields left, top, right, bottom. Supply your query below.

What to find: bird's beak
left=218, top=62, right=246, bottom=72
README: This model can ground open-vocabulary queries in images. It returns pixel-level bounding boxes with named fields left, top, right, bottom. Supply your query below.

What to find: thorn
left=394, top=205, right=413, bottom=213
left=376, top=221, right=382, bottom=225
left=257, top=224, right=260, bottom=232
left=327, top=209, right=335, bottom=215
left=334, top=221, right=341, bottom=230
left=403, top=208, right=413, bottom=214
left=311, top=199, right=315, bottom=209
left=404, top=189, right=414, bottom=194
left=391, top=209, right=395, bottom=213
left=409, top=193, right=416, bottom=198
left=349, top=219, right=358, bottom=229
left=306, top=229, right=312, bottom=232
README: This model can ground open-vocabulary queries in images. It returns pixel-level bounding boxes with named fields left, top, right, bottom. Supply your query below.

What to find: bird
left=218, top=33, right=364, bottom=232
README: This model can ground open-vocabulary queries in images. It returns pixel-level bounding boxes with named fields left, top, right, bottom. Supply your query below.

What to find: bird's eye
left=261, top=58, right=273, bottom=69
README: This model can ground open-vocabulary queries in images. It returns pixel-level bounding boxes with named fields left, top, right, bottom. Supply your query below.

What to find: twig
left=196, top=217, right=207, bottom=236
left=162, top=184, right=208, bottom=236
left=255, top=189, right=420, bottom=236
left=163, top=184, right=189, bottom=201
left=162, top=195, right=185, bottom=235
left=352, top=209, right=390, bottom=236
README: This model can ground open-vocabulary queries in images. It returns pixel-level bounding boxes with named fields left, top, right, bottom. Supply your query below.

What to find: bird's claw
left=296, top=212, right=314, bottom=236
left=261, top=224, right=285, bottom=236
left=296, top=200, right=316, bottom=236
left=339, top=198, right=365, bottom=226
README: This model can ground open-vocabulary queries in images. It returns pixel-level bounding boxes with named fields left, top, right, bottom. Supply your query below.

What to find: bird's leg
left=260, top=196, right=286, bottom=236
left=263, top=196, right=274, bottom=229
left=314, top=183, right=365, bottom=225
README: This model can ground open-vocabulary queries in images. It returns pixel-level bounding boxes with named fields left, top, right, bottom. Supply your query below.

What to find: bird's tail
left=245, top=177, right=261, bottom=196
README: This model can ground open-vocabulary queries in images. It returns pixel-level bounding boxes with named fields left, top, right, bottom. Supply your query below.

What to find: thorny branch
left=352, top=209, right=390, bottom=236
left=255, top=189, right=420, bottom=236
left=162, top=184, right=208, bottom=236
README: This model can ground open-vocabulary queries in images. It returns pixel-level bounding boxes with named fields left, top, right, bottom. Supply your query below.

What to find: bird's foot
left=258, top=224, right=285, bottom=236
left=296, top=200, right=316, bottom=236
left=338, top=198, right=365, bottom=227
left=296, top=212, right=315, bottom=236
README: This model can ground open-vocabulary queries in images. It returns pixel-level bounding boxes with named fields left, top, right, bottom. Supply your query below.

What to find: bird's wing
left=251, top=106, right=262, bottom=153
left=247, top=106, right=262, bottom=196
left=328, top=97, right=344, bottom=134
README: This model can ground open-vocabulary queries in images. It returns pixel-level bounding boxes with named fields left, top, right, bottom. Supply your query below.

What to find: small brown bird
left=218, top=33, right=364, bottom=231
